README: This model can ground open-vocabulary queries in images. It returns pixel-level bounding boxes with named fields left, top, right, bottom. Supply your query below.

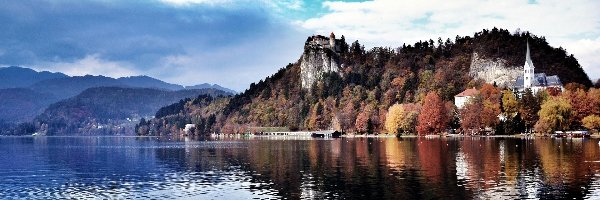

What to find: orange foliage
left=417, top=92, right=448, bottom=135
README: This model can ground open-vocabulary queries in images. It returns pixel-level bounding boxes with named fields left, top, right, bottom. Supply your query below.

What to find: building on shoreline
left=454, top=87, right=479, bottom=109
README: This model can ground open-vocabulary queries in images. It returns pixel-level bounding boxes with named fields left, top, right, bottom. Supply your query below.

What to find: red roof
left=455, top=88, right=479, bottom=97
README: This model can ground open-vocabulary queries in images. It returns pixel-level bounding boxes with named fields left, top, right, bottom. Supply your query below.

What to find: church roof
left=455, top=88, right=479, bottom=97
left=514, top=73, right=562, bottom=88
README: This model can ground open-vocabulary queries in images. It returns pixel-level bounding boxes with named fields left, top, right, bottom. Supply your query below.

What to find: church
left=513, top=41, right=563, bottom=94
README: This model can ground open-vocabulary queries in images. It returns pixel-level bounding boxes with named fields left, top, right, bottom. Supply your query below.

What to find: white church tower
left=523, top=41, right=535, bottom=89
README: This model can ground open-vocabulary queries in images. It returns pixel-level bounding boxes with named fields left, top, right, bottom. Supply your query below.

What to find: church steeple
left=525, top=40, right=534, bottom=69
left=523, top=39, right=535, bottom=88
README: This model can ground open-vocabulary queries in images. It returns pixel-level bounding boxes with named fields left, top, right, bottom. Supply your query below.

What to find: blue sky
left=1, top=0, right=598, bottom=91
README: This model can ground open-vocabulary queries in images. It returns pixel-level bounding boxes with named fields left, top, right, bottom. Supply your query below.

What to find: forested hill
left=137, top=28, right=593, bottom=135
left=31, top=87, right=230, bottom=135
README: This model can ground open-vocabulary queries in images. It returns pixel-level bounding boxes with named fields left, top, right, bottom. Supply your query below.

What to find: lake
left=0, top=136, right=599, bottom=199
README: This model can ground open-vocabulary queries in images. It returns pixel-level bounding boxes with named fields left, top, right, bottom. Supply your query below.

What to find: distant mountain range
left=32, top=87, right=230, bottom=135
left=0, top=66, right=235, bottom=134
left=0, top=66, right=236, bottom=98
left=0, top=66, right=68, bottom=89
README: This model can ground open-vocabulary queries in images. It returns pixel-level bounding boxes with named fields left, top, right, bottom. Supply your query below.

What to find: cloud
left=563, top=37, right=600, bottom=81
left=302, top=0, right=600, bottom=80
left=35, top=54, right=139, bottom=78
left=0, top=0, right=308, bottom=90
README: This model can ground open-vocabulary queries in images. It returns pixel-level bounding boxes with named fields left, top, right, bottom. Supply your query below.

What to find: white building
left=514, top=41, right=563, bottom=94
left=454, top=87, right=479, bottom=109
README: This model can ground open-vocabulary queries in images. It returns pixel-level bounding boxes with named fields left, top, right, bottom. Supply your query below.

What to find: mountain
left=0, top=66, right=67, bottom=89
left=0, top=88, right=57, bottom=123
left=29, top=75, right=126, bottom=99
left=117, top=76, right=184, bottom=91
left=136, top=28, right=593, bottom=136
left=0, top=67, right=237, bottom=132
left=32, top=87, right=231, bottom=135
left=185, top=83, right=237, bottom=94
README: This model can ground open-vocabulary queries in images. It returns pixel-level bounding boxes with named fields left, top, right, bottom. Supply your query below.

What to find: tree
left=481, top=98, right=501, bottom=129
left=564, top=88, right=591, bottom=129
left=519, top=89, right=540, bottom=132
left=535, top=96, right=572, bottom=134
left=355, top=110, right=371, bottom=134
left=385, top=104, right=403, bottom=134
left=582, top=115, right=600, bottom=132
left=417, top=92, right=448, bottom=135
left=460, top=95, right=484, bottom=135
left=384, top=103, right=421, bottom=135
left=480, top=83, right=501, bottom=104
left=501, top=90, right=519, bottom=114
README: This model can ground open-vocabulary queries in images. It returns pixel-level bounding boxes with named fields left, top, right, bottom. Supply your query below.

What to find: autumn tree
left=355, top=110, right=372, bottom=134
left=501, top=90, right=519, bottom=114
left=385, top=104, right=403, bottom=134
left=460, top=95, right=484, bottom=135
left=582, top=115, right=600, bottom=132
left=480, top=83, right=501, bottom=104
left=563, top=88, right=591, bottom=129
left=385, top=103, right=421, bottom=135
left=519, top=89, right=540, bottom=132
left=588, top=88, right=600, bottom=116
left=535, top=96, right=572, bottom=134
left=499, top=90, right=523, bottom=134
left=417, top=92, right=448, bottom=135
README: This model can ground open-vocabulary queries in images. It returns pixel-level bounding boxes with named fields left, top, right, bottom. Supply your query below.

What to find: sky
left=0, top=0, right=598, bottom=91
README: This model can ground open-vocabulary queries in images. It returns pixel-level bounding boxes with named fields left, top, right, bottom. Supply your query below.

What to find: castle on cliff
left=305, top=32, right=342, bottom=53
left=513, top=41, right=563, bottom=94
left=300, top=32, right=343, bottom=89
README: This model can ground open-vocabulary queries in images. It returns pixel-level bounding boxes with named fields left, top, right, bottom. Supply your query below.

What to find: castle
left=513, top=41, right=563, bottom=94
left=305, top=32, right=342, bottom=53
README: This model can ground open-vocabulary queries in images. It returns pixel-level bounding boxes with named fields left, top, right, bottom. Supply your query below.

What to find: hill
left=117, top=76, right=184, bottom=91
left=0, top=67, right=237, bottom=133
left=185, top=83, right=237, bottom=94
left=29, top=75, right=126, bottom=99
left=0, top=66, right=67, bottom=89
left=0, top=88, right=57, bottom=123
left=136, top=28, right=593, bottom=135
left=32, top=87, right=231, bottom=135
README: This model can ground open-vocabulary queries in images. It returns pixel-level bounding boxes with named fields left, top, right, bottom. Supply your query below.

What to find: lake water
left=0, top=136, right=599, bottom=199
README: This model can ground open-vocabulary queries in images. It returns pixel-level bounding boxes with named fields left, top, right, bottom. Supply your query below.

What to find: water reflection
left=0, top=136, right=599, bottom=199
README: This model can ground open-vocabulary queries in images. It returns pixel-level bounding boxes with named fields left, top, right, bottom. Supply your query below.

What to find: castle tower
left=523, top=40, right=535, bottom=89
left=329, top=32, right=336, bottom=50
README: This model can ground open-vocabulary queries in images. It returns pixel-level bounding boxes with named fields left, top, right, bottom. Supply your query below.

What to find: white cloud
left=34, top=54, right=139, bottom=78
left=563, top=37, right=600, bottom=80
left=302, top=0, right=600, bottom=79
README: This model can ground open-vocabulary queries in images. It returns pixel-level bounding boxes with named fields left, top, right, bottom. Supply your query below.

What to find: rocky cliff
left=469, top=52, right=522, bottom=87
left=300, top=39, right=341, bottom=89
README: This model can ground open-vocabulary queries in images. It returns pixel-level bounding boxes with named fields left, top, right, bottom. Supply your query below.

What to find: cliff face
left=469, top=52, right=522, bottom=87
left=300, top=39, right=340, bottom=89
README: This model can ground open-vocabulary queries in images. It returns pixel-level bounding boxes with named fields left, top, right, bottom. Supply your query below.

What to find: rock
left=300, top=43, right=340, bottom=89
left=300, top=34, right=342, bottom=89
left=469, top=52, right=521, bottom=87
